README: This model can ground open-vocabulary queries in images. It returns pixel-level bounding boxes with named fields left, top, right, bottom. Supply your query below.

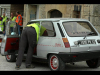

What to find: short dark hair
left=16, top=11, right=20, bottom=14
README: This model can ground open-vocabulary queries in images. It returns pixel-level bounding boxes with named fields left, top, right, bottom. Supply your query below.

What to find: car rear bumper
left=58, top=50, right=100, bottom=63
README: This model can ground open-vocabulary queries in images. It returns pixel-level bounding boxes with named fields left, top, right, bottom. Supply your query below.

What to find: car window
left=62, top=21, right=98, bottom=37
left=40, top=21, right=56, bottom=37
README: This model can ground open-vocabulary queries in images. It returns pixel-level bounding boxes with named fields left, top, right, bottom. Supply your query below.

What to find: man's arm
left=17, top=16, right=20, bottom=24
left=3, top=22, right=5, bottom=32
left=14, top=17, right=17, bottom=21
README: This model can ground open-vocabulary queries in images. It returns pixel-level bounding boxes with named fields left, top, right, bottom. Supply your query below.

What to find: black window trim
left=57, top=23, right=65, bottom=37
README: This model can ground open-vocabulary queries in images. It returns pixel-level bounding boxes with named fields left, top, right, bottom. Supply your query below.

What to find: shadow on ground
left=31, top=60, right=94, bottom=71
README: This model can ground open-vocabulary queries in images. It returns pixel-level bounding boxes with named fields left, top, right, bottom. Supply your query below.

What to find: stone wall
left=39, top=5, right=46, bottom=19
left=10, top=4, right=24, bottom=17
left=66, top=4, right=100, bottom=33
left=91, top=4, right=100, bottom=33
left=23, top=4, right=100, bottom=33
left=81, top=4, right=90, bottom=20
left=23, top=4, right=37, bottom=27
left=23, top=4, right=27, bottom=27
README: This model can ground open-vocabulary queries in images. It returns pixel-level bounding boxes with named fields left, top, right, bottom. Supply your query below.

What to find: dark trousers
left=10, top=27, right=13, bottom=33
left=17, top=24, right=21, bottom=35
left=16, top=27, right=37, bottom=66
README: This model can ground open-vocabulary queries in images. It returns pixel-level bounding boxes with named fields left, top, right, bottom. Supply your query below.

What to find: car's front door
left=36, top=21, right=57, bottom=58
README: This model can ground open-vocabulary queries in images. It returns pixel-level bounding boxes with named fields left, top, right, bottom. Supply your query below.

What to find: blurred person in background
left=10, top=13, right=16, bottom=33
left=15, top=11, right=22, bottom=36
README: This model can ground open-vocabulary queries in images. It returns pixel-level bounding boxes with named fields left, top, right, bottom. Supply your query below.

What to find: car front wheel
left=48, top=54, right=65, bottom=71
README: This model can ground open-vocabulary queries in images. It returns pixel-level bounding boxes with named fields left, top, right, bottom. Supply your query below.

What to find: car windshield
left=62, top=21, right=98, bottom=37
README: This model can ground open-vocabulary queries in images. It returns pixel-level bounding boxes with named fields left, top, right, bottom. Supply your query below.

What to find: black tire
left=5, top=54, right=16, bottom=62
left=86, top=58, right=100, bottom=68
left=48, top=54, right=65, bottom=71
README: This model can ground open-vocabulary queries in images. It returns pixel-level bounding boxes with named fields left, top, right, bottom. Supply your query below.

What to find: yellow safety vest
left=2, top=16, right=7, bottom=23
left=0, top=21, right=4, bottom=31
left=10, top=16, right=16, bottom=27
left=40, top=25, right=46, bottom=36
left=27, top=23, right=46, bottom=42
left=35, top=23, right=46, bottom=36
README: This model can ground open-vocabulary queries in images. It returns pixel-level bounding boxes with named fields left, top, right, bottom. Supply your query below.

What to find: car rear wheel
left=86, top=58, right=100, bottom=68
left=5, top=54, right=16, bottom=62
left=48, top=54, right=65, bottom=71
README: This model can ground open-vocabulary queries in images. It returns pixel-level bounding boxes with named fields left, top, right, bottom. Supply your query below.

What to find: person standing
left=2, top=13, right=8, bottom=35
left=0, top=16, right=6, bottom=35
left=2, top=13, right=8, bottom=24
left=15, top=23, right=46, bottom=70
left=15, top=11, right=22, bottom=36
left=10, top=13, right=16, bottom=33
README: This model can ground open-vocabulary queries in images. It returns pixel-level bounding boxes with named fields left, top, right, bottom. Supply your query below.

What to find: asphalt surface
left=0, top=54, right=100, bottom=71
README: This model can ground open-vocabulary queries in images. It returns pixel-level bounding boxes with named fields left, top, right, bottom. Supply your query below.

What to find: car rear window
left=62, top=21, right=98, bottom=37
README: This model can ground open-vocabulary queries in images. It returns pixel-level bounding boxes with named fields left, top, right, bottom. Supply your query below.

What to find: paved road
left=0, top=54, right=100, bottom=71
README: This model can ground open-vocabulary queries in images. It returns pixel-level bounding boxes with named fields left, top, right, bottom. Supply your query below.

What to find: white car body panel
left=1, top=18, right=100, bottom=60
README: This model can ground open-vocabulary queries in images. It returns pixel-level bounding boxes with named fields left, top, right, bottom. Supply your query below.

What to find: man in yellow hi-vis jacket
left=15, top=23, right=46, bottom=69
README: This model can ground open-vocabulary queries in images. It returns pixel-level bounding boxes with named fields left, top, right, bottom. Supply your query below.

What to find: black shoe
left=26, top=65, right=35, bottom=68
left=15, top=66, right=20, bottom=70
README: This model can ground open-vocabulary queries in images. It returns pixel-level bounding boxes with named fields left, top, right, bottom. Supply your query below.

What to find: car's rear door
left=84, top=21, right=100, bottom=52
left=1, top=35, right=19, bottom=56
left=60, top=20, right=96, bottom=52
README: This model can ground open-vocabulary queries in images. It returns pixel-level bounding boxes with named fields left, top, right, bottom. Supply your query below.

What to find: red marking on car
left=55, top=43, right=61, bottom=47
left=38, top=43, right=63, bottom=47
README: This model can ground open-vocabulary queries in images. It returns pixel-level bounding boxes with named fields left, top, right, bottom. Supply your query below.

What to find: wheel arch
left=47, top=52, right=59, bottom=59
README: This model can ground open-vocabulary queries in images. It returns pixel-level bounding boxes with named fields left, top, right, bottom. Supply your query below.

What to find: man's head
left=16, top=11, right=20, bottom=16
left=3, top=13, right=5, bottom=17
left=11, top=13, right=14, bottom=17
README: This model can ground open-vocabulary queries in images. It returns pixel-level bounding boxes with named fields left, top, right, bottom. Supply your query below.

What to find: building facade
left=23, top=4, right=100, bottom=33
left=0, top=4, right=100, bottom=33
left=0, top=4, right=11, bottom=18
left=0, top=4, right=24, bottom=18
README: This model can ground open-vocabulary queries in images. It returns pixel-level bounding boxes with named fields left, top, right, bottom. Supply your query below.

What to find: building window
left=1, top=8, right=6, bottom=15
left=73, top=5, right=82, bottom=18
left=47, top=9, right=62, bottom=18
left=73, top=10, right=80, bottom=18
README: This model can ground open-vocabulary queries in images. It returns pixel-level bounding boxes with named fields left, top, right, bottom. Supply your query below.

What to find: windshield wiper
left=83, top=32, right=96, bottom=39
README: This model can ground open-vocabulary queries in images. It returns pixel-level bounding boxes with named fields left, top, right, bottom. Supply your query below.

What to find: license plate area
left=78, top=40, right=96, bottom=45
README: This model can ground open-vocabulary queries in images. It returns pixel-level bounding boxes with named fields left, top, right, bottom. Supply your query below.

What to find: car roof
left=30, top=18, right=89, bottom=22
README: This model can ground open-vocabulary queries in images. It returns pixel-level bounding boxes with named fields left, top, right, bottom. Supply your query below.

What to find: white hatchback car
left=1, top=18, right=100, bottom=71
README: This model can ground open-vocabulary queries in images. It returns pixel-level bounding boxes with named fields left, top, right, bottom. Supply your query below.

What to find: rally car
left=1, top=18, right=100, bottom=71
